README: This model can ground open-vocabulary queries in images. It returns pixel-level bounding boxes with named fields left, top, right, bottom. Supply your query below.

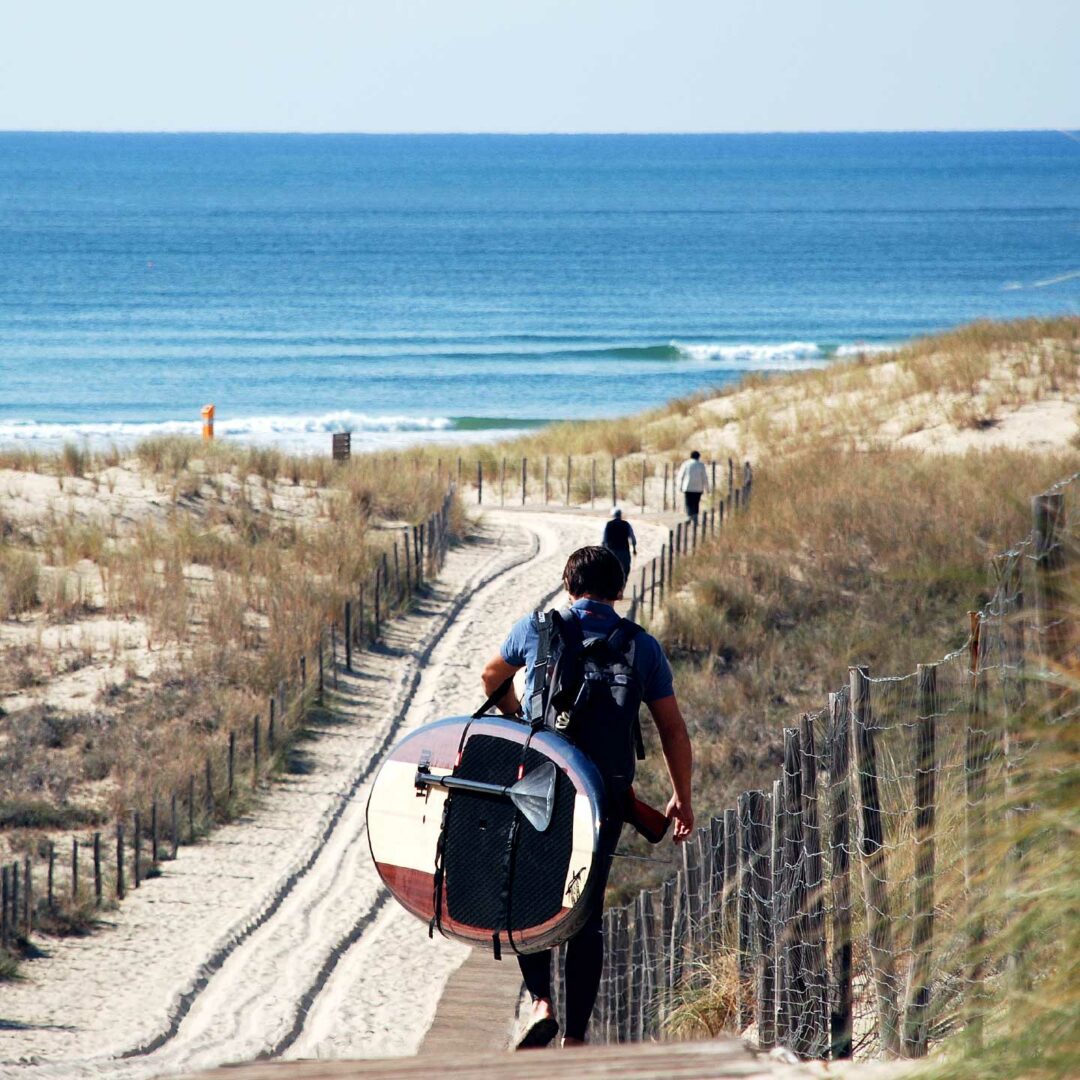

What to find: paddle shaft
left=415, top=771, right=511, bottom=800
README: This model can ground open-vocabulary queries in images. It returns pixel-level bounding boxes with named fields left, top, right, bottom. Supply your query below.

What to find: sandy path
left=1, top=509, right=669, bottom=1079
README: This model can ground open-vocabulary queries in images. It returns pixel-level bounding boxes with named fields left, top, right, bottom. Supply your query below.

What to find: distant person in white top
left=676, top=451, right=708, bottom=526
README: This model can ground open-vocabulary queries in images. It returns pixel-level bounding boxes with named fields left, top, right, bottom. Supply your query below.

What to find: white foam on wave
left=834, top=342, right=898, bottom=358
left=671, top=341, right=825, bottom=368
left=0, top=412, right=456, bottom=445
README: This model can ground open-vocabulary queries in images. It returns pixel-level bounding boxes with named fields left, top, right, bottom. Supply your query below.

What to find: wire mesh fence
left=556, top=472, right=1077, bottom=1060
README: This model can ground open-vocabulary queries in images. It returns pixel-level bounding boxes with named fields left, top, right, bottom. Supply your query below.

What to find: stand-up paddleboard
left=367, top=715, right=607, bottom=954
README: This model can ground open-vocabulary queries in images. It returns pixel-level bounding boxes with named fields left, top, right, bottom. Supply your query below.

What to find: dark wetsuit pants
left=517, top=815, right=623, bottom=1041
left=608, top=546, right=631, bottom=584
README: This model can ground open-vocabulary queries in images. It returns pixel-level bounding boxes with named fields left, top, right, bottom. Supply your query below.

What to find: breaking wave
left=0, top=412, right=458, bottom=444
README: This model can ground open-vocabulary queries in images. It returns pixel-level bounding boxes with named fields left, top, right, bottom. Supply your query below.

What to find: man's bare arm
left=481, top=653, right=523, bottom=716
left=647, top=694, right=694, bottom=842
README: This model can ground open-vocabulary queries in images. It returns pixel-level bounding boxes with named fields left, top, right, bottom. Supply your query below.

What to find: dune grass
left=0, top=438, right=458, bottom=955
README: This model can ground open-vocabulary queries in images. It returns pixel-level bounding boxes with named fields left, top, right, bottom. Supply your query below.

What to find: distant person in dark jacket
left=601, top=508, right=636, bottom=583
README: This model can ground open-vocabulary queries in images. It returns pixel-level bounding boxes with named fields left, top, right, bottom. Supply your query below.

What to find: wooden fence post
left=965, top=613, right=989, bottom=1051
left=663, top=463, right=669, bottom=511
left=500, top=457, right=506, bottom=506
left=10, top=863, right=19, bottom=940
left=708, top=815, right=723, bottom=952
left=660, top=877, right=675, bottom=1023
left=133, top=813, right=141, bottom=888
left=800, top=713, right=828, bottom=1059
left=521, top=457, right=527, bottom=505
left=205, top=757, right=214, bottom=822
left=903, top=663, right=937, bottom=1057
left=610, top=457, right=617, bottom=507
left=1, top=867, right=8, bottom=949
left=116, top=823, right=125, bottom=900
left=151, top=799, right=159, bottom=865
left=640, top=459, right=646, bottom=512
left=782, top=728, right=808, bottom=1054
left=682, top=836, right=702, bottom=985
left=616, top=906, right=630, bottom=1041
left=566, top=455, right=572, bottom=506
left=188, top=774, right=196, bottom=838
left=374, top=568, right=382, bottom=642
left=23, top=855, right=31, bottom=935
left=723, top=807, right=738, bottom=947
left=344, top=601, right=352, bottom=672
left=71, top=836, right=79, bottom=899
left=829, top=690, right=853, bottom=1059
left=850, top=665, right=900, bottom=1057
left=772, top=778, right=787, bottom=1046
left=543, top=456, right=550, bottom=504
left=228, top=731, right=236, bottom=801
left=318, top=632, right=324, bottom=704
left=1033, top=492, right=1068, bottom=708
left=171, top=793, right=179, bottom=858
left=749, top=788, right=776, bottom=1049
left=670, top=870, right=687, bottom=994
left=93, top=831, right=102, bottom=905
left=47, top=841, right=55, bottom=911
left=737, top=792, right=753, bottom=1031
left=476, top=460, right=482, bottom=504
left=728, top=457, right=734, bottom=503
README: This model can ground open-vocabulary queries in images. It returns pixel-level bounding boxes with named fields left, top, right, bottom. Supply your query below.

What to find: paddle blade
left=509, top=761, right=558, bottom=832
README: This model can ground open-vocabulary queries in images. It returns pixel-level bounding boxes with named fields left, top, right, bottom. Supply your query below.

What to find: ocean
left=1, top=131, right=1076, bottom=452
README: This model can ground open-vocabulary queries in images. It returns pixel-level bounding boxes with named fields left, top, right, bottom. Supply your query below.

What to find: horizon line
left=0, top=126, right=1076, bottom=137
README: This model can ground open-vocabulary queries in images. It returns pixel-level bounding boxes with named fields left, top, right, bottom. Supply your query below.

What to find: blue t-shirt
left=500, top=598, right=674, bottom=721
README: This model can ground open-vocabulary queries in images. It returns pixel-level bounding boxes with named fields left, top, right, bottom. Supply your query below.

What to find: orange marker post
left=201, top=404, right=215, bottom=441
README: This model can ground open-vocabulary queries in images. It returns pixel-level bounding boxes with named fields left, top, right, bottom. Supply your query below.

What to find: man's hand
left=665, top=794, right=694, bottom=843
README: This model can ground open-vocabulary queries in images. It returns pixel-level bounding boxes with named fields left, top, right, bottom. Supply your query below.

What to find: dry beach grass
left=0, top=442, right=457, bottom=920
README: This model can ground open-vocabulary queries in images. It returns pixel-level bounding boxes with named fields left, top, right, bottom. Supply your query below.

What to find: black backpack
left=528, top=608, right=646, bottom=789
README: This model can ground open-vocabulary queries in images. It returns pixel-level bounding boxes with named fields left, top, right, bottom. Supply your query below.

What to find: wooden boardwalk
left=420, top=947, right=524, bottom=1055
left=181, top=1036, right=825, bottom=1079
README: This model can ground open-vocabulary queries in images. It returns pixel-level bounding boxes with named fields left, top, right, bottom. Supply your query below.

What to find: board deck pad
left=367, top=715, right=606, bottom=953
left=443, top=735, right=576, bottom=931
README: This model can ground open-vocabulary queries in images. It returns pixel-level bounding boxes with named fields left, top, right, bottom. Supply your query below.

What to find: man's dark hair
left=690, top=450, right=701, bottom=460
left=563, top=546, right=625, bottom=600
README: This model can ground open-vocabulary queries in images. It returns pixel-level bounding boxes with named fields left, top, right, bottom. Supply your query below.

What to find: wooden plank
left=180, top=1035, right=784, bottom=1080
left=419, top=949, right=522, bottom=1056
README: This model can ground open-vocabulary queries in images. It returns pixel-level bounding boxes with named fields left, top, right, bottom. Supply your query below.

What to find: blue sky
left=2, top=0, right=1077, bottom=133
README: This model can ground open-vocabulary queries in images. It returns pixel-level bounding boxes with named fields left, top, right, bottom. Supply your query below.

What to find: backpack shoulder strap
left=606, top=617, right=642, bottom=656
left=528, top=609, right=553, bottom=724
left=604, top=618, right=647, bottom=760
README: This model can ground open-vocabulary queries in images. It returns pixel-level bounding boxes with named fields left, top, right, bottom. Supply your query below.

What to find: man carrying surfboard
left=481, top=545, right=694, bottom=1049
